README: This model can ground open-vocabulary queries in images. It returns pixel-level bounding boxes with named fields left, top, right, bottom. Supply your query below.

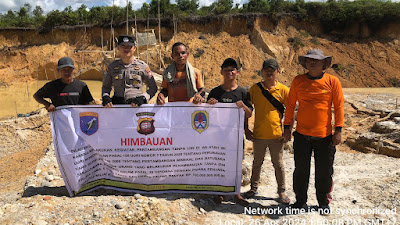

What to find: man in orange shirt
left=283, top=49, right=344, bottom=214
left=156, top=42, right=204, bottom=104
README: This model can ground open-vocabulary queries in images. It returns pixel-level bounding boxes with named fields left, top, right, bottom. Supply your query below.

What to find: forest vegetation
left=1, top=0, right=400, bottom=33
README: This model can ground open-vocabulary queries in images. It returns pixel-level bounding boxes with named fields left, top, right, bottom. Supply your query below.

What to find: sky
left=0, top=0, right=248, bottom=15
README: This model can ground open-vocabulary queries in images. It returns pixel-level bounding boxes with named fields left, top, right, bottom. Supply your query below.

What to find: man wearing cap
left=283, top=49, right=344, bottom=214
left=207, top=58, right=253, bottom=206
left=34, top=57, right=95, bottom=112
left=243, top=59, right=291, bottom=205
left=156, top=42, right=204, bottom=105
left=102, top=35, right=157, bottom=107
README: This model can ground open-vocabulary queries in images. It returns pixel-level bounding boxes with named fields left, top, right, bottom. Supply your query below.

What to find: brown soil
left=0, top=111, right=52, bottom=192
left=0, top=17, right=400, bottom=88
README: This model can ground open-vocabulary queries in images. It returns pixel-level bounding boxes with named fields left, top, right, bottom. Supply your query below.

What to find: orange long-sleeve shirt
left=283, top=73, right=344, bottom=138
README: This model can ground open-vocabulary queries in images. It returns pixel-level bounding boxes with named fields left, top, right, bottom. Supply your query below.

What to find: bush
left=387, top=77, right=400, bottom=87
left=310, top=37, right=319, bottom=45
left=287, top=37, right=305, bottom=50
left=193, top=48, right=204, bottom=58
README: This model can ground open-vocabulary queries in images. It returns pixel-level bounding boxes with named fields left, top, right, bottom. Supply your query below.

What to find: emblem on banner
left=80, top=112, right=99, bottom=136
left=192, top=111, right=209, bottom=133
left=136, top=112, right=156, bottom=135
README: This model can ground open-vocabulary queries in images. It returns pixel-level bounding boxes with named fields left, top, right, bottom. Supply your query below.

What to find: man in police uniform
left=102, top=35, right=157, bottom=107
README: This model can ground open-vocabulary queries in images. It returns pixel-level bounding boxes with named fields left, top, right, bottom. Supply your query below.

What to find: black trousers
left=292, top=131, right=336, bottom=206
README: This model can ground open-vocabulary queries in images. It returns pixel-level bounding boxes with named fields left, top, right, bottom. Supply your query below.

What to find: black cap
left=262, top=59, right=279, bottom=70
left=221, top=58, right=238, bottom=70
left=118, top=35, right=135, bottom=46
left=57, top=57, right=75, bottom=69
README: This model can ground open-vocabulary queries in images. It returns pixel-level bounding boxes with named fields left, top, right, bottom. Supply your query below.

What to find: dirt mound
left=0, top=42, right=104, bottom=84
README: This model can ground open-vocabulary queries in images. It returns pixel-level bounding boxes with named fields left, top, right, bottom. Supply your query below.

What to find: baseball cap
left=221, top=58, right=238, bottom=70
left=262, top=59, right=279, bottom=70
left=118, top=35, right=135, bottom=46
left=57, top=57, right=75, bottom=69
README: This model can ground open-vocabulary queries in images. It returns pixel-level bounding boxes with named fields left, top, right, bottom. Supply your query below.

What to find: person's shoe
left=289, top=202, right=308, bottom=209
left=287, top=202, right=308, bottom=214
left=277, top=193, right=291, bottom=205
left=318, top=205, right=331, bottom=215
left=243, top=189, right=258, bottom=198
left=234, top=194, right=249, bottom=207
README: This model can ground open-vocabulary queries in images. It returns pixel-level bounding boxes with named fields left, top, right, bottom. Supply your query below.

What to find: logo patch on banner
left=80, top=112, right=99, bottom=135
left=192, top=111, right=209, bottom=133
left=137, top=112, right=156, bottom=135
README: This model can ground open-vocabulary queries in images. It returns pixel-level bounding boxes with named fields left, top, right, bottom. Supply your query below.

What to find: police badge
left=136, top=112, right=156, bottom=135
left=137, top=117, right=155, bottom=135
left=192, top=111, right=209, bottom=133
left=80, top=112, right=99, bottom=135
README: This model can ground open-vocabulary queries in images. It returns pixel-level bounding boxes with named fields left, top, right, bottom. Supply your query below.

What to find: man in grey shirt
left=102, top=35, right=157, bottom=107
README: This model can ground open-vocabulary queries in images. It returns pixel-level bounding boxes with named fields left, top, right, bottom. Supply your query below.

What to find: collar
left=261, top=80, right=280, bottom=90
left=120, top=57, right=136, bottom=66
left=306, top=72, right=324, bottom=80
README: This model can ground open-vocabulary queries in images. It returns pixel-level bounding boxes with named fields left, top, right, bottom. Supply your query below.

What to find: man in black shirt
left=207, top=58, right=253, bottom=117
left=207, top=58, right=253, bottom=206
left=34, top=57, right=95, bottom=112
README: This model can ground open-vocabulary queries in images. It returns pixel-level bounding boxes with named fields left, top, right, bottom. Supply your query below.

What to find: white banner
left=50, top=102, right=244, bottom=196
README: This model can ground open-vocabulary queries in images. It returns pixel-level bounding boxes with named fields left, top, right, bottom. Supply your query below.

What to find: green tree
left=268, top=0, right=286, bottom=13
left=177, top=0, right=199, bottom=15
left=149, top=0, right=172, bottom=18
left=63, top=6, right=79, bottom=25
left=33, top=5, right=45, bottom=25
left=43, top=10, right=63, bottom=29
left=17, top=5, right=31, bottom=27
left=18, top=6, right=28, bottom=18
left=242, top=0, right=270, bottom=12
left=24, top=3, right=32, bottom=14
left=88, top=6, right=109, bottom=24
left=33, top=5, right=43, bottom=18
left=210, top=0, right=233, bottom=14
left=0, top=10, right=17, bottom=27
left=76, top=4, right=89, bottom=24
left=136, top=3, right=150, bottom=18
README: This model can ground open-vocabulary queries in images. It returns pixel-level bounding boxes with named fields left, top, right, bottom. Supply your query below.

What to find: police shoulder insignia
left=80, top=112, right=99, bottom=136
left=192, top=111, right=209, bottom=133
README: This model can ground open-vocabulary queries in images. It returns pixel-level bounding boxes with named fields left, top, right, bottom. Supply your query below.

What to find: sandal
left=212, top=195, right=224, bottom=204
left=234, top=194, right=249, bottom=207
left=278, top=193, right=291, bottom=205
left=243, top=189, right=258, bottom=198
